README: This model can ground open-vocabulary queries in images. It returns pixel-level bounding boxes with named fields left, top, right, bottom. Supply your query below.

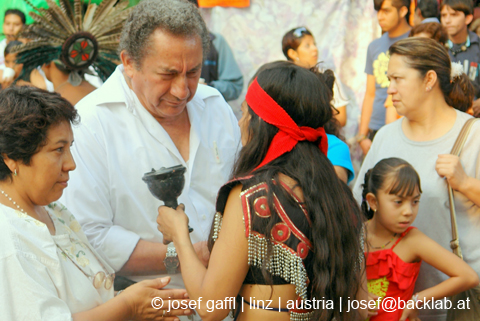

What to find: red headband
left=245, top=78, right=328, bottom=171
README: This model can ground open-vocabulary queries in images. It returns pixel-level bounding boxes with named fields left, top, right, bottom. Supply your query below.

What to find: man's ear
left=466, top=14, right=474, bottom=26
left=120, top=50, right=136, bottom=78
left=399, top=6, right=409, bottom=19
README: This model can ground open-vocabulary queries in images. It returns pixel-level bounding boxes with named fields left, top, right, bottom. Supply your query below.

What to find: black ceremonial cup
left=142, top=165, right=194, bottom=235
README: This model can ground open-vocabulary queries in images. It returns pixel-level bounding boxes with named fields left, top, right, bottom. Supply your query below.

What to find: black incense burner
left=142, top=165, right=193, bottom=233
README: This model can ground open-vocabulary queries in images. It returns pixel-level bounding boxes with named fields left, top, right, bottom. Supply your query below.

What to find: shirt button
left=202, top=215, right=207, bottom=220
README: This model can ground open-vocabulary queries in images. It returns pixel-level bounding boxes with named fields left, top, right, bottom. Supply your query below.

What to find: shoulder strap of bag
left=448, top=118, right=478, bottom=259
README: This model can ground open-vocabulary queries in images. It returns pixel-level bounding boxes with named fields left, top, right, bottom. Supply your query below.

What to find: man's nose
left=171, top=76, right=189, bottom=100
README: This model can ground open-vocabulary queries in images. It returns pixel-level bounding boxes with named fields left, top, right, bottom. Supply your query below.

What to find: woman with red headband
left=156, top=61, right=368, bottom=321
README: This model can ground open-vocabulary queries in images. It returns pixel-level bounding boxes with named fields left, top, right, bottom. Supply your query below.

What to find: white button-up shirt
left=61, top=65, right=240, bottom=290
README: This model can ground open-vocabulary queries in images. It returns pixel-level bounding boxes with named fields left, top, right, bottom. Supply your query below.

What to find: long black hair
left=361, top=158, right=422, bottom=220
left=233, top=61, right=364, bottom=321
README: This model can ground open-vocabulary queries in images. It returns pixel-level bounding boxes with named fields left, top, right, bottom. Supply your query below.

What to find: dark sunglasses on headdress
left=293, top=27, right=308, bottom=38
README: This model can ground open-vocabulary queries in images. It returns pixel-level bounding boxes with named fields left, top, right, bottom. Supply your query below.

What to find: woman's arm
left=157, top=185, right=249, bottom=321
left=435, top=154, right=480, bottom=207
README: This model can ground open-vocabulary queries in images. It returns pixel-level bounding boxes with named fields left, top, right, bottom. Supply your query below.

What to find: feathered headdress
left=13, top=0, right=133, bottom=82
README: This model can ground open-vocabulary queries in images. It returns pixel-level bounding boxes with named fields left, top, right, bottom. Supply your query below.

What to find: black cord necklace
left=368, top=233, right=398, bottom=250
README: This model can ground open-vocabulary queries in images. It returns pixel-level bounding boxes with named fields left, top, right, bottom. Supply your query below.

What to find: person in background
left=353, top=37, right=480, bottom=321
left=413, top=0, right=440, bottom=26
left=12, top=0, right=126, bottom=105
left=0, top=40, right=50, bottom=90
left=357, top=0, right=411, bottom=155
left=441, top=0, right=480, bottom=117
left=187, top=0, right=244, bottom=101
left=60, top=3, right=240, bottom=318
left=0, top=9, right=25, bottom=66
left=282, top=26, right=349, bottom=127
left=385, top=22, right=449, bottom=123
left=362, top=158, right=478, bottom=321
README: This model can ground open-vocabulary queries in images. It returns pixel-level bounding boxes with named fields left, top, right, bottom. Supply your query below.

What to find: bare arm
left=157, top=185, right=249, bottom=321
left=409, top=229, right=479, bottom=301
left=359, top=75, right=376, bottom=136
left=358, top=75, right=376, bottom=154
left=334, top=165, right=349, bottom=184
left=334, top=105, right=347, bottom=127
left=119, top=239, right=209, bottom=275
left=118, top=240, right=168, bottom=275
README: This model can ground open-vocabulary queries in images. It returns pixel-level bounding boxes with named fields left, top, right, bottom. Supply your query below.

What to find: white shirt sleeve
left=62, top=120, right=140, bottom=271
left=0, top=253, right=72, bottom=321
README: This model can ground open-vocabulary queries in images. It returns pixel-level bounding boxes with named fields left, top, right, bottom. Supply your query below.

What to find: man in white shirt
left=60, top=0, right=241, bottom=306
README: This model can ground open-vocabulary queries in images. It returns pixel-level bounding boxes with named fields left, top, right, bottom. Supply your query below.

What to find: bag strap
left=448, top=118, right=478, bottom=259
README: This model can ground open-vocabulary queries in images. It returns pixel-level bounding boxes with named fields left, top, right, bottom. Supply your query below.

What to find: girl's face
left=369, top=178, right=421, bottom=234
left=293, top=35, right=318, bottom=68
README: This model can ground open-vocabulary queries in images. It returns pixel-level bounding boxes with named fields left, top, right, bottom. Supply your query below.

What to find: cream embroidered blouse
left=0, top=202, right=114, bottom=320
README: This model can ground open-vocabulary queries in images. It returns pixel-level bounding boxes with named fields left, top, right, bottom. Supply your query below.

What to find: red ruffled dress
left=365, top=227, right=422, bottom=321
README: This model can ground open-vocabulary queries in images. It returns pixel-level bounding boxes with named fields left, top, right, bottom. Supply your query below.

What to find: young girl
left=361, top=158, right=479, bottom=321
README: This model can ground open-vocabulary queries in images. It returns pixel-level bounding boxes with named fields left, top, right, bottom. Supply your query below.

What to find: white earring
left=426, top=86, right=431, bottom=91
left=14, top=169, right=17, bottom=176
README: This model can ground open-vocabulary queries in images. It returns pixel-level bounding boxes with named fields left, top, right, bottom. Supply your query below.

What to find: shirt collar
left=94, top=64, right=224, bottom=111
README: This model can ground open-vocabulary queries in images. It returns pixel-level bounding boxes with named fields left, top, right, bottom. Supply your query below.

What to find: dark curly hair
left=0, top=86, right=79, bottom=181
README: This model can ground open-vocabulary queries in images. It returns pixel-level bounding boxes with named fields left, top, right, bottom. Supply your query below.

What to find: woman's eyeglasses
left=56, top=242, right=115, bottom=290
left=293, top=27, right=308, bottom=38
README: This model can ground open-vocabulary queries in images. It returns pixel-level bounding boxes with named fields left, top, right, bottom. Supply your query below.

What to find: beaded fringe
left=290, top=311, right=314, bottom=321
left=213, top=212, right=311, bottom=320
left=247, top=234, right=309, bottom=301
left=212, top=212, right=223, bottom=242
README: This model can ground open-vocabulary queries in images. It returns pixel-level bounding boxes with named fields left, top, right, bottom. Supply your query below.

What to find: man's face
left=377, top=0, right=402, bottom=32
left=441, top=5, right=472, bottom=38
left=123, top=29, right=203, bottom=121
left=3, top=14, right=23, bottom=42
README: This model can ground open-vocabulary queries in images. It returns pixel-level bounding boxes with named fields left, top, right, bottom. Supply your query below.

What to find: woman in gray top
left=353, top=37, right=480, bottom=321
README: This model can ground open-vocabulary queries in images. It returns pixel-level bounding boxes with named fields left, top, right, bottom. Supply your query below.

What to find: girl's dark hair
left=249, top=61, right=344, bottom=140
left=281, top=26, right=313, bottom=61
left=4, top=40, right=23, bottom=56
left=234, top=61, right=364, bottom=321
left=389, top=37, right=475, bottom=112
left=361, top=158, right=422, bottom=220
left=0, top=86, right=79, bottom=181
left=409, top=22, right=449, bottom=45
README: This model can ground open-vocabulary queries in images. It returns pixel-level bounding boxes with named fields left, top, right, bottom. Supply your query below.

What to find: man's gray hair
left=119, top=0, right=209, bottom=68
